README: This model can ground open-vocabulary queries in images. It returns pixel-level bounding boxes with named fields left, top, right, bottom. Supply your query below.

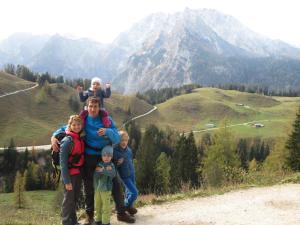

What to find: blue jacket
left=53, top=116, right=120, bottom=156
left=113, top=146, right=135, bottom=179
left=79, top=88, right=111, bottom=107
left=93, top=162, right=116, bottom=192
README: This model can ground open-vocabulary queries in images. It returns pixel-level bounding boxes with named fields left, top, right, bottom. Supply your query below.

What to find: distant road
left=0, top=83, right=38, bottom=98
left=190, top=119, right=285, bottom=134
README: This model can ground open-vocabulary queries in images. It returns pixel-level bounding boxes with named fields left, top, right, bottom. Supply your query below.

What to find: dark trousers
left=82, top=154, right=126, bottom=215
left=61, top=173, right=82, bottom=225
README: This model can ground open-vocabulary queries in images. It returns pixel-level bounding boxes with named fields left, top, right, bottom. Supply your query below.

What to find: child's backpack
left=51, top=132, right=73, bottom=187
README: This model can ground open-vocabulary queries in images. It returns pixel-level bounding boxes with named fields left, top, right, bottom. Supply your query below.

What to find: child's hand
left=65, top=183, right=72, bottom=191
left=106, top=166, right=112, bottom=171
left=76, top=85, right=83, bottom=92
left=117, top=158, right=124, bottom=165
left=95, top=166, right=104, bottom=172
left=97, top=128, right=106, bottom=136
left=106, top=83, right=111, bottom=88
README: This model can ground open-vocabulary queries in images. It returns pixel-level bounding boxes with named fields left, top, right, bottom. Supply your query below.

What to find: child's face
left=70, top=121, right=82, bottom=133
left=120, top=137, right=129, bottom=149
left=102, top=154, right=112, bottom=163
left=92, top=82, right=100, bottom=91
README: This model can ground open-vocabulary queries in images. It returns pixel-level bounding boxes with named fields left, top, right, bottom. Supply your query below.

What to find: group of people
left=51, top=77, right=138, bottom=225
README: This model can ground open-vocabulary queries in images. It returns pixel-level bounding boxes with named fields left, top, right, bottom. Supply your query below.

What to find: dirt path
left=112, top=184, right=300, bottom=225
left=0, top=83, right=38, bottom=98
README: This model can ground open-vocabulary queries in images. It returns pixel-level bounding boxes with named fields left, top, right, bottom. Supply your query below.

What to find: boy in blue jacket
left=113, top=130, right=138, bottom=215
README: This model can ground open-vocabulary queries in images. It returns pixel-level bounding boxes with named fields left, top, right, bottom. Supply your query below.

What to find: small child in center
left=93, top=145, right=116, bottom=225
left=113, top=130, right=139, bottom=216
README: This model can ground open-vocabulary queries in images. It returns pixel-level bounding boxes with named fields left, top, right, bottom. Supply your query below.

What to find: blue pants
left=122, top=175, right=138, bottom=208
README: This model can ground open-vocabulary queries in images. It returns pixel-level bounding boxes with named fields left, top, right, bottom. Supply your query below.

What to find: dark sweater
left=79, top=88, right=111, bottom=107
left=113, top=146, right=135, bottom=179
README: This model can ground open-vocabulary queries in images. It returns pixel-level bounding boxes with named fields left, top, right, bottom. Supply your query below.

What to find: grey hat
left=102, top=145, right=113, bottom=156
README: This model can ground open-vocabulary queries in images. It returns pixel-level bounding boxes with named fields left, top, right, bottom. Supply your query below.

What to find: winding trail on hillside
left=112, top=183, right=300, bottom=225
left=0, top=83, right=38, bottom=98
left=1, top=103, right=284, bottom=151
left=121, top=106, right=157, bottom=128
left=0, top=105, right=158, bottom=151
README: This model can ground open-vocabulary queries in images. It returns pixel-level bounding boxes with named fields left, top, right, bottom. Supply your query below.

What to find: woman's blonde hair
left=119, top=130, right=129, bottom=140
left=67, top=115, right=83, bottom=130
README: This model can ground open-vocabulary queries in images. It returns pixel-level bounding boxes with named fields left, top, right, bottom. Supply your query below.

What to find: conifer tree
left=24, top=162, right=39, bottom=190
left=202, top=121, right=240, bottom=187
left=170, top=135, right=186, bottom=189
left=286, top=106, right=300, bottom=171
left=154, top=152, right=171, bottom=195
left=182, top=132, right=199, bottom=186
left=14, top=171, right=26, bottom=208
left=237, top=138, right=248, bottom=169
left=264, top=138, right=288, bottom=172
left=125, top=121, right=142, bottom=157
left=136, top=125, right=163, bottom=193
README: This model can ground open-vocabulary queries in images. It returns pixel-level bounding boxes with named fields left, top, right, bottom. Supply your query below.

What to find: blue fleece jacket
left=113, top=146, right=135, bottom=179
left=79, top=88, right=111, bottom=107
left=53, top=116, right=120, bottom=156
left=59, top=136, right=73, bottom=184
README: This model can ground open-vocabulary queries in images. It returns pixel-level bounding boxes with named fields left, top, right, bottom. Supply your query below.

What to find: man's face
left=88, top=102, right=100, bottom=117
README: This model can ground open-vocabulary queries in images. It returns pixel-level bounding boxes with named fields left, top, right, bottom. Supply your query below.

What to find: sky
left=0, top=0, right=299, bottom=47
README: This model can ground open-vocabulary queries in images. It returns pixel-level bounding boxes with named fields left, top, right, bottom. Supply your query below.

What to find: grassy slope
left=0, top=72, right=153, bottom=146
left=0, top=71, right=35, bottom=94
left=1, top=71, right=300, bottom=145
left=135, top=88, right=300, bottom=139
left=0, top=190, right=60, bottom=225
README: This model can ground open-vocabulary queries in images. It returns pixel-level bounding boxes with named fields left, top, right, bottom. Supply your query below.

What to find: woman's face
left=70, top=121, right=82, bottom=133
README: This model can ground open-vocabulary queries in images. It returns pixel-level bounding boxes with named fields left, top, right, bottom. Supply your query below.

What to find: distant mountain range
left=1, top=8, right=300, bottom=93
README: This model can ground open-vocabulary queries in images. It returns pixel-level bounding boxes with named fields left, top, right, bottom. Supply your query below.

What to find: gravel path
left=112, top=184, right=300, bottom=225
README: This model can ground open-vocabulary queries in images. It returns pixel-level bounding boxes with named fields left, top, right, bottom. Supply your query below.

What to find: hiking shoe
left=82, top=213, right=94, bottom=225
left=117, top=212, right=135, bottom=223
left=126, top=207, right=138, bottom=215
left=93, top=221, right=102, bottom=225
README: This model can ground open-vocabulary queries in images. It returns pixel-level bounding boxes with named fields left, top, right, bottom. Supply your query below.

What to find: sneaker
left=93, top=221, right=102, bottom=225
left=82, top=212, right=94, bottom=225
left=126, top=207, right=138, bottom=215
left=117, top=212, right=135, bottom=223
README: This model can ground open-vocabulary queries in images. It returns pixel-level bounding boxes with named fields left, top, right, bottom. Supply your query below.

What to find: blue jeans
left=122, top=175, right=138, bottom=208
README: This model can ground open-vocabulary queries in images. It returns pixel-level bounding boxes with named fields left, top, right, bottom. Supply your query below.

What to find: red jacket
left=66, top=130, right=85, bottom=175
